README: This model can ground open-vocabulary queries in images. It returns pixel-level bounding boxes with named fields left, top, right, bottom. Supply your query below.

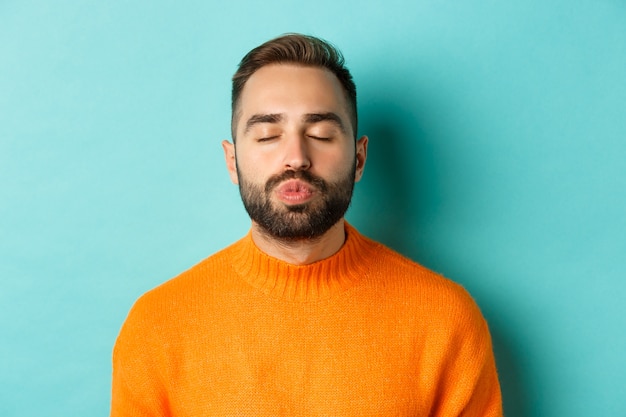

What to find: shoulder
left=146, top=237, right=243, bottom=298
left=354, top=231, right=484, bottom=323
left=355, top=231, right=454, bottom=288
left=120, top=236, right=246, bottom=329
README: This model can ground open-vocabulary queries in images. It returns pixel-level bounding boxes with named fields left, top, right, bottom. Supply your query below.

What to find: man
left=111, top=34, right=502, bottom=416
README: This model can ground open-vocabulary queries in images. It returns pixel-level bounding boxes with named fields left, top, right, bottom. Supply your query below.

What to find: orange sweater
left=111, top=224, right=502, bottom=416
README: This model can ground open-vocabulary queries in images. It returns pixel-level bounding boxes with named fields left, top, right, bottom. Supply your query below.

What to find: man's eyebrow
left=244, top=113, right=283, bottom=134
left=303, top=112, right=346, bottom=132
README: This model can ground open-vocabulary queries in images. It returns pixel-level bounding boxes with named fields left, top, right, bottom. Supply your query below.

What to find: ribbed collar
left=229, top=223, right=376, bottom=302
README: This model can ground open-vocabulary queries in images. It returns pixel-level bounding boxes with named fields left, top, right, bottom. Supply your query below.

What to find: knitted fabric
left=111, top=224, right=502, bottom=416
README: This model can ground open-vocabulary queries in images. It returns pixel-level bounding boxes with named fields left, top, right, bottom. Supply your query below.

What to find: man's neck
left=250, top=220, right=347, bottom=266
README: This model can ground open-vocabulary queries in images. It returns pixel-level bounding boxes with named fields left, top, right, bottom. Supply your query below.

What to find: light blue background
left=1, top=1, right=625, bottom=416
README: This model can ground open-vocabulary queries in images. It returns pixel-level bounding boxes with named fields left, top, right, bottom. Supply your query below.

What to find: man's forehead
left=232, top=63, right=355, bottom=139
left=238, top=65, right=349, bottom=116
left=241, top=64, right=345, bottom=99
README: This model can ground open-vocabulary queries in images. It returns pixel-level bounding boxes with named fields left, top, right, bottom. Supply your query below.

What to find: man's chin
left=257, top=213, right=329, bottom=241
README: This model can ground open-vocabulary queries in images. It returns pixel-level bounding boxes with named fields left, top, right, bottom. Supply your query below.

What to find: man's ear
left=222, top=140, right=239, bottom=184
left=354, top=135, right=368, bottom=182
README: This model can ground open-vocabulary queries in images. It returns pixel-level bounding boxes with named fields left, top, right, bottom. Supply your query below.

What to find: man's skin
left=222, top=63, right=368, bottom=265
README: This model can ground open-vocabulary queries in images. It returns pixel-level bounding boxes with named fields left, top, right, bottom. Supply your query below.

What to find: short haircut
left=231, top=33, right=357, bottom=139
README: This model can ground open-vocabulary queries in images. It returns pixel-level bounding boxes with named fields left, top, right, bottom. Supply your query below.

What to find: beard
left=237, top=162, right=356, bottom=241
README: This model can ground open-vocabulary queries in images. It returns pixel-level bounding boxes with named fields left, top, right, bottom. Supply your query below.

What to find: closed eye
left=308, top=135, right=331, bottom=141
left=257, top=136, right=279, bottom=142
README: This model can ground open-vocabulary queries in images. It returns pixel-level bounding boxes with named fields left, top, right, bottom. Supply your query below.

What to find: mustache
left=264, top=170, right=328, bottom=193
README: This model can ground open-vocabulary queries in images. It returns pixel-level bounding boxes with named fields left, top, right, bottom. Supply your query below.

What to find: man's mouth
left=275, top=179, right=316, bottom=203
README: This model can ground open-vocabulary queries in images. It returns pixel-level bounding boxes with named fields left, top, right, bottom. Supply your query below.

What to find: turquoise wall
left=1, top=1, right=625, bottom=416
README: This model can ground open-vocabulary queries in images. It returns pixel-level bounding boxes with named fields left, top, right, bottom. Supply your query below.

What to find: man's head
left=223, top=34, right=367, bottom=242
left=231, top=34, right=358, bottom=141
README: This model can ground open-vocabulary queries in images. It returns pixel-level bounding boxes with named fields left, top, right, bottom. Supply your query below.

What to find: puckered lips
left=274, top=179, right=317, bottom=204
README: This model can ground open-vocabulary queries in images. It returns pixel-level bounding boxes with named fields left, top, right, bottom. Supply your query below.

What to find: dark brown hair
left=231, top=33, right=357, bottom=139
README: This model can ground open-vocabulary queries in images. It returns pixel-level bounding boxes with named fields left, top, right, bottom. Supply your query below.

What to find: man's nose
left=283, top=135, right=311, bottom=171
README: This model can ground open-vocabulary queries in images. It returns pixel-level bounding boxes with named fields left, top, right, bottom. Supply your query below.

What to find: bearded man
left=110, top=33, right=503, bottom=417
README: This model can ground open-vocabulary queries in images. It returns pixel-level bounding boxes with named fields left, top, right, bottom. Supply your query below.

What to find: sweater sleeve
left=110, top=297, right=170, bottom=417
left=431, top=294, right=503, bottom=417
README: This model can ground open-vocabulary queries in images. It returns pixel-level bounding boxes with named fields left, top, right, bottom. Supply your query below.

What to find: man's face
left=223, top=64, right=367, bottom=240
